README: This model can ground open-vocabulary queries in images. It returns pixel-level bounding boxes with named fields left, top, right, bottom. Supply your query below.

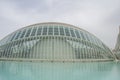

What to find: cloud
left=0, top=0, right=120, bottom=49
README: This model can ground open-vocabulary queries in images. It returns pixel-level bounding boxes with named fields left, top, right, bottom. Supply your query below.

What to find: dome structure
left=0, top=22, right=115, bottom=61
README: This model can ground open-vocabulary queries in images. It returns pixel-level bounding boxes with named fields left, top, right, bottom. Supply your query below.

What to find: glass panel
left=10, top=33, right=17, bottom=41
left=70, top=29, right=75, bottom=37
left=75, top=30, right=80, bottom=38
left=92, top=36, right=98, bottom=45
left=79, top=31, right=85, bottom=40
left=86, top=34, right=93, bottom=42
left=83, top=33, right=89, bottom=41
left=59, top=26, right=64, bottom=35
left=42, top=27, right=47, bottom=35
left=31, top=27, right=37, bottom=36
left=20, top=29, right=26, bottom=38
left=65, top=28, right=70, bottom=36
left=54, top=26, right=59, bottom=35
left=15, top=31, right=21, bottom=40
left=37, top=27, right=42, bottom=35
left=25, top=28, right=32, bottom=37
left=86, top=33, right=91, bottom=41
left=48, top=26, right=53, bottom=35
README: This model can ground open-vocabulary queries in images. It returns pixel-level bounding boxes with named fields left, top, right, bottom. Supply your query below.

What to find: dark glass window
left=85, top=33, right=90, bottom=41
left=75, top=30, right=80, bottom=38
left=70, top=29, right=75, bottom=37
left=80, top=31, right=85, bottom=40
left=87, top=35, right=93, bottom=42
left=42, top=27, right=47, bottom=35
left=48, top=27, right=53, bottom=35
left=31, top=27, right=37, bottom=36
left=20, top=29, right=26, bottom=38
left=59, top=27, right=64, bottom=35
left=65, top=28, right=70, bottom=36
left=15, top=31, right=21, bottom=40
left=37, top=27, right=42, bottom=35
left=54, top=27, right=59, bottom=35
left=10, top=33, right=16, bottom=41
left=25, top=28, right=31, bottom=37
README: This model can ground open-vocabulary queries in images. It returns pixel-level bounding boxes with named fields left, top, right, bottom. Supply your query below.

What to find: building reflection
left=0, top=61, right=119, bottom=80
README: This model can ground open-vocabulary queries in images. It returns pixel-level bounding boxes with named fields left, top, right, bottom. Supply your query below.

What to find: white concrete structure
left=113, top=26, right=120, bottom=60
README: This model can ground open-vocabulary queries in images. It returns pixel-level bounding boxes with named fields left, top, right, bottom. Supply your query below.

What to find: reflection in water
left=0, top=61, right=120, bottom=80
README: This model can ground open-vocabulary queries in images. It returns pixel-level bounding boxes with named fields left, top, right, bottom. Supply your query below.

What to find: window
left=20, top=29, right=26, bottom=38
left=25, top=28, right=31, bottom=37
left=15, top=31, right=21, bottom=39
left=75, top=30, right=80, bottom=38
left=54, top=26, right=59, bottom=35
left=65, top=28, right=70, bottom=36
left=48, top=27, right=53, bottom=35
left=87, top=34, right=94, bottom=42
left=85, top=33, right=90, bottom=41
left=31, top=27, right=37, bottom=36
left=42, top=27, right=47, bottom=35
left=15, top=31, right=21, bottom=40
left=11, top=33, right=17, bottom=41
left=79, top=31, right=85, bottom=40
left=37, top=27, right=42, bottom=35
left=59, top=26, right=64, bottom=35
left=70, top=29, right=75, bottom=37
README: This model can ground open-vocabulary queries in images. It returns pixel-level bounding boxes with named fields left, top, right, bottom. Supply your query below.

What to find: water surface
left=0, top=61, right=120, bottom=80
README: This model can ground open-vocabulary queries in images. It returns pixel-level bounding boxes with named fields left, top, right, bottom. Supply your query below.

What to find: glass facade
left=0, top=22, right=115, bottom=61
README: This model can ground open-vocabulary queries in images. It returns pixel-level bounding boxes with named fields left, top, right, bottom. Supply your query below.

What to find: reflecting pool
left=0, top=61, right=120, bottom=80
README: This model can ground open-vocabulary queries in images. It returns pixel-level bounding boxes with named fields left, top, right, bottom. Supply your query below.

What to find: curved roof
left=0, top=22, right=110, bottom=49
left=0, top=22, right=97, bottom=40
left=0, top=22, right=103, bottom=45
left=0, top=22, right=115, bottom=61
left=0, top=22, right=109, bottom=50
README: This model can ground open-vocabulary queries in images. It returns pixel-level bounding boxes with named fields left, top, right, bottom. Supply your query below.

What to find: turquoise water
left=0, top=61, right=120, bottom=80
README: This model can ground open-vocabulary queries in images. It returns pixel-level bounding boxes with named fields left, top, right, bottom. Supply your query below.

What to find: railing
left=0, top=58, right=115, bottom=62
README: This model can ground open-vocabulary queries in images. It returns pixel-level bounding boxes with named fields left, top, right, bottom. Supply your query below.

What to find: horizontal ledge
left=0, top=58, right=115, bottom=62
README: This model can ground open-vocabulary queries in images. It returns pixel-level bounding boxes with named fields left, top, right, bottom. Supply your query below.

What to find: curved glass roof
left=0, top=22, right=115, bottom=61
left=0, top=22, right=107, bottom=48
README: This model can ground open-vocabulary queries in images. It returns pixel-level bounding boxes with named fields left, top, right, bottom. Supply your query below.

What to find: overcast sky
left=0, top=0, right=120, bottom=49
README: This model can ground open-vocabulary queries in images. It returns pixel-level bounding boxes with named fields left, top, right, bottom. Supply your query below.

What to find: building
left=113, top=27, right=120, bottom=60
left=0, top=22, right=115, bottom=61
